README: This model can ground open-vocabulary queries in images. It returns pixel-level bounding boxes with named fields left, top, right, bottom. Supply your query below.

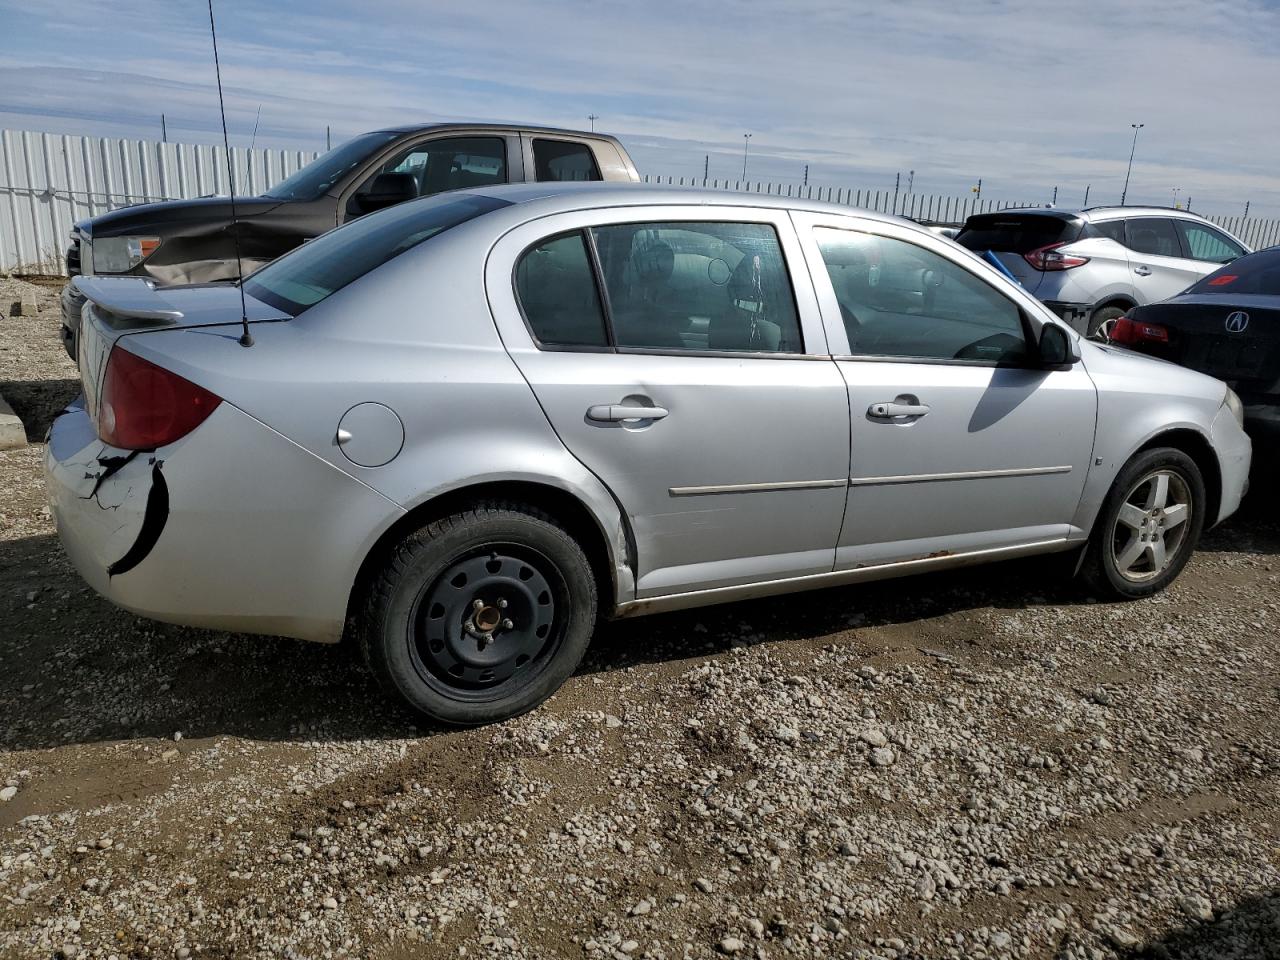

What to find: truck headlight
left=93, top=236, right=161, bottom=274
left=1223, top=386, right=1245, bottom=428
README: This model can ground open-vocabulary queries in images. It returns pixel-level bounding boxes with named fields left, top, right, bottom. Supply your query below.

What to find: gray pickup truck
left=62, top=122, right=639, bottom=357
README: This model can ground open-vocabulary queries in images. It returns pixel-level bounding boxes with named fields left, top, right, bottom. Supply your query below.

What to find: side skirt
left=611, top=538, right=1075, bottom=619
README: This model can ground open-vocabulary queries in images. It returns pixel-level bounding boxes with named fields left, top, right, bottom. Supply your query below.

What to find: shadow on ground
left=2, top=465, right=1277, bottom=753
left=0, top=377, right=79, bottom=441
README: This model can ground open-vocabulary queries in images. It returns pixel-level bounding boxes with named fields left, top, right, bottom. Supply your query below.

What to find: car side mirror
left=357, top=172, right=418, bottom=212
left=1038, top=323, right=1080, bottom=369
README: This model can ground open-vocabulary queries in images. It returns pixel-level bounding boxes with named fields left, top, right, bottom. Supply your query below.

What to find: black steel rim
left=407, top=544, right=566, bottom=702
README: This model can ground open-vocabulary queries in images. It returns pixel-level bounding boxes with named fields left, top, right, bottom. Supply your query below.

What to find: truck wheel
left=359, top=502, right=597, bottom=726
left=1080, top=448, right=1206, bottom=600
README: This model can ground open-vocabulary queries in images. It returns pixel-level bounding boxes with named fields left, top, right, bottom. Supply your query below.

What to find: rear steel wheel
left=360, top=503, right=597, bottom=726
left=409, top=546, right=562, bottom=699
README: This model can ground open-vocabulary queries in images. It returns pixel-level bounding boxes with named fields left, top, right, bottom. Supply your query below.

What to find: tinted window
left=263, top=131, right=401, bottom=201
left=244, top=193, right=510, bottom=315
left=1092, top=220, right=1127, bottom=243
left=591, top=222, right=802, bottom=353
left=1125, top=218, right=1182, bottom=258
left=1188, top=249, right=1280, bottom=296
left=514, top=232, right=609, bottom=347
left=532, top=139, right=602, bottom=182
left=816, top=227, right=1028, bottom=364
left=348, top=137, right=506, bottom=216
left=956, top=214, right=1080, bottom=254
left=1177, top=222, right=1244, bottom=264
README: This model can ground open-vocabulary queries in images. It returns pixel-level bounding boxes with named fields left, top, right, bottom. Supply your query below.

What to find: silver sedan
left=46, top=184, right=1252, bottom=725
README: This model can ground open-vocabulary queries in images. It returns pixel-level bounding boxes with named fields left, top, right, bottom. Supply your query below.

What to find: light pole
left=1171, top=186, right=1180, bottom=209
left=742, top=133, right=752, bottom=180
left=587, top=113, right=599, bottom=132
left=1120, top=123, right=1143, bottom=205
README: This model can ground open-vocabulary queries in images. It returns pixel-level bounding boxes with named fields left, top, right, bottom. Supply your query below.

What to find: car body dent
left=48, top=399, right=405, bottom=643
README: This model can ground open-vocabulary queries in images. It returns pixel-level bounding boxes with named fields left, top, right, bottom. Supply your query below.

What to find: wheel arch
left=344, top=479, right=630, bottom=638
left=1090, top=294, right=1137, bottom=318
left=1134, top=428, right=1222, bottom=529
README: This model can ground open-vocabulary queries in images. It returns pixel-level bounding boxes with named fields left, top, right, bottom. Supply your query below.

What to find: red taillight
left=98, top=346, right=221, bottom=449
left=1024, top=242, right=1090, bottom=272
left=1108, top=315, right=1170, bottom=346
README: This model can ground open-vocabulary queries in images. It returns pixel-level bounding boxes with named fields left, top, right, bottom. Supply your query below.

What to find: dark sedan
left=1106, top=247, right=1280, bottom=442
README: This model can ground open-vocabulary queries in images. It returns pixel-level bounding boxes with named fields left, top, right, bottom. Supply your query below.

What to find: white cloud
left=1, top=0, right=1278, bottom=215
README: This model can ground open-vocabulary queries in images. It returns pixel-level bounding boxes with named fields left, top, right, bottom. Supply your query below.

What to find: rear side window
left=243, top=193, right=510, bottom=315
left=532, top=139, right=602, bottom=182
left=1125, top=218, right=1181, bottom=258
left=816, top=227, right=1028, bottom=365
left=1176, top=222, right=1244, bottom=264
left=593, top=222, right=802, bottom=353
left=515, top=233, right=609, bottom=347
left=956, top=214, right=1080, bottom=254
left=1188, top=249, right=1280, bottom=295
left=513, top=221, right=803, bottom=355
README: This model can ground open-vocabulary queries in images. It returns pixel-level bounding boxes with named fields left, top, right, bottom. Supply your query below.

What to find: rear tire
left=1087, top=304, right=1128, bottom=339
left=1079, top=448, right=1206, bottom=600
left=359, top=502, right=597, bottom=726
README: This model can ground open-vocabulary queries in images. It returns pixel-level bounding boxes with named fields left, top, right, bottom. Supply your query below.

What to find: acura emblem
left=1225, top=311, right=1250, bottom=333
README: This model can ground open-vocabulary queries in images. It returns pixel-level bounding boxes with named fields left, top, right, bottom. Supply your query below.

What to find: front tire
left=359, top=502, right=597, bottom=726
left=1080, top=448, right=1206, bottom=599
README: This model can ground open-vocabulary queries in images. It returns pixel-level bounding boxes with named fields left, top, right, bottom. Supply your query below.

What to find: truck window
left=347, top=137, right=507, bottom=218
left=532, top=139, right=602, bottom=182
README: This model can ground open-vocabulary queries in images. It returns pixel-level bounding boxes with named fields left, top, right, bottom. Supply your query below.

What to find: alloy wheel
left=1109, top=469, right=1193, bottom=583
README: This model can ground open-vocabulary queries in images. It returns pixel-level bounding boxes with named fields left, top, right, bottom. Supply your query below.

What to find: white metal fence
left=3, top=126, right=1279, bottom=275
left=642, top=174, right=1280, bottom=251
left=0, top=129, right=319, bottom=274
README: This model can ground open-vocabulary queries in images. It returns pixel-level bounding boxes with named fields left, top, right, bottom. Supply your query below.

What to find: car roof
left=367, top=121, right=621, bottom=142
left=463, top=181, right=916, bottom=228
left=961, top=205, right=1220, bottom=227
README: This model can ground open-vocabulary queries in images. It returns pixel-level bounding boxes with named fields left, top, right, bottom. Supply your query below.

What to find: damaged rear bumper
left=46, top=398, right=404, bottom=643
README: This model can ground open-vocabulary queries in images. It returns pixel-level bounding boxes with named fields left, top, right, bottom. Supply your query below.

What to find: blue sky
left=2, top=0, right=1279, bottom=216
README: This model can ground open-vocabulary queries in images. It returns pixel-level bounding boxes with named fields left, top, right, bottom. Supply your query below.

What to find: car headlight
left=92, top=236, right=161, bottom=274
left=1223, top=386, right=1245, bottom=428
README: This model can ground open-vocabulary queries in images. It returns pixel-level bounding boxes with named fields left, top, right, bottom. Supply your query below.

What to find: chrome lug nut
left=502, top=618, right=514, bottom=630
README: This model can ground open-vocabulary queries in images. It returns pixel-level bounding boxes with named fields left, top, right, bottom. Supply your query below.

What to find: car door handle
left=587, top=403, right=670, bottom=422
left=868, top=401, right=930, bottom=419
left=1134, top=265, right=1152, bottom=276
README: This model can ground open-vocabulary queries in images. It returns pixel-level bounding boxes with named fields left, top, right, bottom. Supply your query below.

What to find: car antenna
left=207, top=0, right=253, bottom=348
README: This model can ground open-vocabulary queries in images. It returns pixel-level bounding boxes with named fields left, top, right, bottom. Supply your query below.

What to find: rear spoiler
left=72, top=276, right=185, bottom=322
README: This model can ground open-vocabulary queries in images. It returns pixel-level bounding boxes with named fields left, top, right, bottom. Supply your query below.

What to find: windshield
left=956, top=214, right=1081, bottom=253
left=263, top=131, right=401, bottom=201
left=244, top=193, right=511, bottom=315
left=1188, top=248, right=1280, bottom=296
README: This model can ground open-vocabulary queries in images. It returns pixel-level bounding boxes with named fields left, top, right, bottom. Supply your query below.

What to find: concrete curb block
left=0, top=391, right=27, bottom=450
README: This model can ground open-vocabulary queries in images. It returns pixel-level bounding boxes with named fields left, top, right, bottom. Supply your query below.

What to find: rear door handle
left=1134, top=265, right=1152, bottom=276
left=587, top=403, right=670, bottom=422
left=868, top=401, right=930, bottom=419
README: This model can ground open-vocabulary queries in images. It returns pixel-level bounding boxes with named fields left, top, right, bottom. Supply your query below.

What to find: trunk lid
left=73, top=276, right=288, bottom=422
left=1132, top=295, right=1280, bottom=400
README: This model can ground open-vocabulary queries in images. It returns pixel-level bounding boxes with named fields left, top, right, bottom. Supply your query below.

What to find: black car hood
left=82, top=196, right=287, bottom=237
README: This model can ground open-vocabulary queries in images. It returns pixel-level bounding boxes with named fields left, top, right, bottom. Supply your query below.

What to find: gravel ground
left=2, top=280, right=1279, bottom=960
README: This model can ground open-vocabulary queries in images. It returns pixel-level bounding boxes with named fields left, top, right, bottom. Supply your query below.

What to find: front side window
left=815, top=227, right=1028, bottom=364
left=532, top=139, right=602, bottom=182
left=347, top=137, right=507, bottom=217
left=1125, top=218, right=1181, bottom=258
left=593, top=222, right=802, bottom=353
left=1177, top=222, right=1244, bottom=264
left=245, top=193, right=510, bottom=315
